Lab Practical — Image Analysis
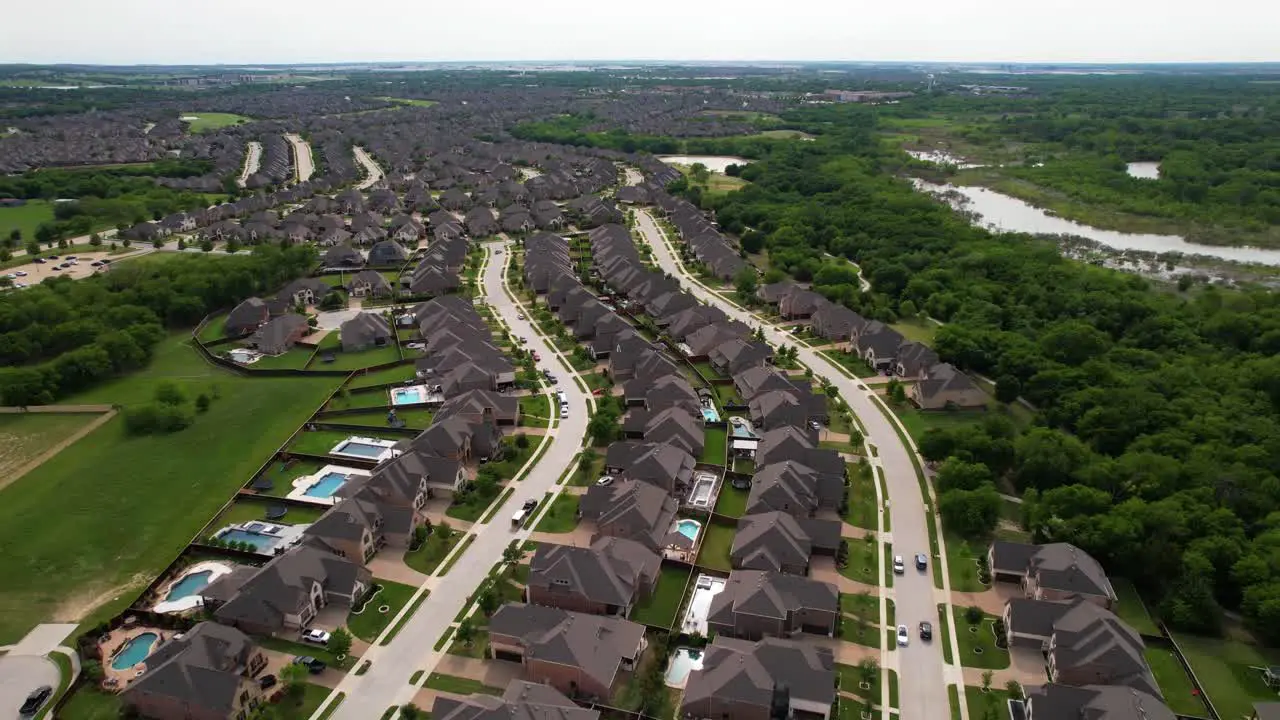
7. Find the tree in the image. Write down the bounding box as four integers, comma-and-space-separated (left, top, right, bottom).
456, 619, 476, 646
503, 544, 522, 564
1013, 428, 1091, 492
939, 484, 1001, 538
477, 585, 500, 616
514, 432, 530, 449
195, 393, 211, 412
400, 704, 423, 720
734, 265, 758, 299
328, 627, 352, 658
89, 232, 102, 247
936, 458, 994, 493
689, 162, 711, 185
280, 662, 308, 701
857, 656, 879, 687
1005, 680, 1024, 700
994, 374, 1021, 404
25, 240, 39, 256
154, 381, 186, 406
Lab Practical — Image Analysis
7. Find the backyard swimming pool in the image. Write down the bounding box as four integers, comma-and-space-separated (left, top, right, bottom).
390, 384, 428, 406
729, 416, 758, 438
686, 474, 717, 508
675, 518, 702, 542
681, 574, 727, 635
217, 528, 281, 549
111, 632, 159, 670
287, 464, 371, 505
152, 560, 235, 613
304, 471, 350, 498
701, 406, 720, 423
664, 647, 705, 688
330, 436, 398, 462
163, 570, 212, 601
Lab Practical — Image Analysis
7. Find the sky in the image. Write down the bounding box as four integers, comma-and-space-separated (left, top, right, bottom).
3, 0, 1278, 66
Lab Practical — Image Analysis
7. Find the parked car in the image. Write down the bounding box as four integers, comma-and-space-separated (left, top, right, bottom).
915, 553, 928, 571
522, 498, 538, 512
893, 555, 905, 575
100, 258, 111, 264
897, 625, 909, 647
14, 270, 26, 277
90, 261, 102, 267
301, 628, 330, 645
33, 258, 46, 264
66, 256, 77, 260
516, 312, 525, 320
292, 656, 327, 674
19, 686, 52, 717
259, 675, 278, 690
919, 621, 933, 642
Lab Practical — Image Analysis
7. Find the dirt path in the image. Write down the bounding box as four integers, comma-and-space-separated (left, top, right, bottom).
0, 409, 117, 493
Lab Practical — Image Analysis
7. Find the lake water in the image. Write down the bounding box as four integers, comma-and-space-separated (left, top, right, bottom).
913, 179, 1280, 266
906, 150, 984, 169
657, 155, 750, 173
1126, 162, 1161, 180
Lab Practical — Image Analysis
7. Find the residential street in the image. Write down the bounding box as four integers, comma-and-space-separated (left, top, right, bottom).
354, 146, 384, 190
315, 240, 591, 720
237, 141, 262, 187
285, 133, 314, 182
634, 209, 960, 720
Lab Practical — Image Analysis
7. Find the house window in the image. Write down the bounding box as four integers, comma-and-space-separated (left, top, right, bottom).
553, 579, 571, 587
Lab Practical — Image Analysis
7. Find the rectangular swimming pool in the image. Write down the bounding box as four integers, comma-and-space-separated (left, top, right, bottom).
217, 529, 280, 550
687, 475, 716, 507
334, 441, 390, 458
304, 471, 349, 497
681, 574, 726, 635
391, 385, 427, 406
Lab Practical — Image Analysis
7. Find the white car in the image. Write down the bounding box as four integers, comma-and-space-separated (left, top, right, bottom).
893, 555, 905, 575
301, 629, 331, 645
897, 625, 909, 647
516, 313, 525, 320
560, 406, 569, 419
14, 270, 27, 277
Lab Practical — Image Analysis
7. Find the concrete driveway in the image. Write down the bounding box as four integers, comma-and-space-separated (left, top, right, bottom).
315, 240, 591, 720
0, 655, 58, 719
635, 208, 956, 720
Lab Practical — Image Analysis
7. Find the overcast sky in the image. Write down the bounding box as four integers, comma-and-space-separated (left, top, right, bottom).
3, 0, 1277, 65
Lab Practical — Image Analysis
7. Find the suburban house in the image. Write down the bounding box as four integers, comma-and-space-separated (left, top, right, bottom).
579, 477, 680, 553
1004, 598, 1159, 696
810, 303, 865, 342
323, 244, 364, 268
989, 541, 1117, 609
623, 407, 705, 458
121, 622, 269, 720
1023, 684, 1175, 720
368, 450, 466, 499
909, 363, 988, 410
853, 321, 904, 369
893, 342, 940, 379
368, 239, 410, 266
224, 297, 271, 337
604, 441, 696, 496
487, 603, 647, 701
681, 636, 836, 720
409, 414, 505, 463
731, 512, 842, 575
247, 314, 309, 356
435, 389, 520, 426
709, 337, 773, 376
746, 460, 844, 518
526, 537, 660, 616
277, 278, 332, 308
303, 497, 386, 563
346, 269, 394, 298
707, 569, 839, 640
430, 681, 599, 720
200, 542, 372, 636
338, 312, 394, 352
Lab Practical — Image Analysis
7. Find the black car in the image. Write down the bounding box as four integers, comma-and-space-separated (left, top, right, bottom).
33, 258, 46, 264
919, 621, 933, 642
292, 656, 327, 674
20, 686, 53, 716
259, 674, 278, 690
522, 498, 538, 512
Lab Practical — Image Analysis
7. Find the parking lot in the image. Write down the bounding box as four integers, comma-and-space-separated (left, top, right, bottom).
3, 250, 128, 287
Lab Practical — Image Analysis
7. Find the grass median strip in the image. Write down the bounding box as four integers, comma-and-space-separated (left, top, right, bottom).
315, 692, 345, 720
379, 589, 430, 646
439, 535, 475, 576
478, 487, 515, 524
434, 626, 456, 651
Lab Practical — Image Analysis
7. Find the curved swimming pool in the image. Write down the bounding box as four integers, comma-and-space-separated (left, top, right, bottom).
111, 632, 159, 670
164, 570, 213, 601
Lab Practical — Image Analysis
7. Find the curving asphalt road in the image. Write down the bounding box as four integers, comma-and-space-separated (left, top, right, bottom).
237, 141, 262, 188
314, 240, 592, 720
634, 209, 961, 720
354, 147, 385, 190
284, 133, 314, 183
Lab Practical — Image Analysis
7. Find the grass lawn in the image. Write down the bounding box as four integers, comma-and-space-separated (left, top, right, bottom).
944, 531, 989, 593
424, 673, 501, 696
839, 537, 880, 587
199, 314, 229, 342
347, 580, 418, 642
937, 604, 954, 664
348, 364, 417, 389
893, 405, 989, 444
274, 683, 332, 720
1144, 647, 1211, 716
55, 686, 122, 719
845, 461, 878, 532
404, 531, 462, 575
535, 494, 580, 533
314, 344, 402, 371
696, 522, 736, 572
890, 319, 938, 346
0, 199, 54, 244
953, 608, 1010, 670
318, 408, 431, 430
1174, 632, 1280, 720
182, 112, 253, 132
631, 566, 691, 628
446, 490, 502, 523
289, 429, 398, 457
210, 499, 327, 530
378, 97, 439, 108
0, 334, 340, 644
713, 484, 749, 518
519, 394, 551, 428
256, 636, 356, 670
248, 347, 316, 371
327, 391, 394, 411
839, 592, 881, 647
0, 412, 99, 477
1110, 577, 1160, 636
701, 426, 727, 465
583, 372, 610, 392
818, 349, 879, 378
963, 686, 1010, 720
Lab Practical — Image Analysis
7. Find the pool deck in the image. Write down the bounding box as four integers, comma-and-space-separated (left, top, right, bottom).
152, 560, 235, 613
684, 472, 721, 509
680, 575, 726, 635
285, 464, 372, 505
97, 625, 169, 690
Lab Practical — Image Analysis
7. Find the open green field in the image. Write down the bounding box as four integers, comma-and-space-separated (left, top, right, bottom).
0, 199, 54, 243
0, 413, 99, 478
1174, 631, 1280, 720
181, 112, 252, 132
378, 97, 438, 108
890, 319, 939, 346
695, 522, 736, 572
631, 566, 691, 628
0, 334, 341, 643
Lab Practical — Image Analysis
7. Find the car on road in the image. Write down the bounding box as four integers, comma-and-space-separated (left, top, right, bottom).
66, 256, 77, 260
517, 336, 527, 344
919, 621, 933, 641
916, 553, 928, 571
4, 273, 15, 279
522, 498, 538, 512
896, 625, 909, 647
90, 261, 102, 267
33, 258, 46, 264
547, 375, 558, 385
47, 255, 59, 260
596, 476, 614, 486
14, 270, 26, 277
516, 313, 525, 319
292, 656, 326, 673
20, 686, 53, 716
100, 258, 111, 264
531, 350, 540, 361
893, 555, 905, 574
560, 405, 569, 419
259, 674, 278, 690
301, 628, 330, 644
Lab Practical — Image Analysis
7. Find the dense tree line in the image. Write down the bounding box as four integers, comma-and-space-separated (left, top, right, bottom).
0, 245, 316, 406
691, 105, 1280, 642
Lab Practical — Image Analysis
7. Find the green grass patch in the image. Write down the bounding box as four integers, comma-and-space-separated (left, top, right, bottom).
288, 428, 398, 456
948, 685, 962, 720
315, 692, 345, 720
963, 686, 1010, 720
839, 537, 880, 587
348, 576, 417, 638
379, 589, 429, 646
0, 199, 54, 245
377, 97, 438, 108
56, 686, 123, 720
323, 407, 433, 430
479, 487, 516, 523
944, 532, 989, 593
1174, 632, 1280, 720
433, 626, 455, 651
209, 498, 326, 530
952, 607, 1009, 669
519, 394, 551, 427
248, 346, 317, 370
818, 349, 879, 378
890, 319, 938, 346
631, 566, 691, 628
424, 673, 502, 696
695, 522, 735, 572
535, 494, 580, 533
0, 412, 99, 477
713, 483, 749, 518
405, 529, 462, 575
844, 462, 878, 532
893, 405, 988, 444
313, 343, 402, 370
1144, 647, 1210, 716
199, 314, 229, 341
181, 112, 253, 132
1111, 577, 1160, 636
348, 364, 418, 389
439, 535, 475, 575
0, 334, 340, 644
937, 604, 954, 664
701, 426, 727, 465
256, 636, 355, 669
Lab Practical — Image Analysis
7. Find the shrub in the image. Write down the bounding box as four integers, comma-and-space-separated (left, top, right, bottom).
195, 393, 211, 413
123, 402, 195, 435
965, 605, 984, 625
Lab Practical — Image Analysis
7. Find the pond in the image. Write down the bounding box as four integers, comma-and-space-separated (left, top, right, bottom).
906, 149, 984, 169
913, 179, 1280, 266
1126, 161, 1161, 180
657, 155, 750, 173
